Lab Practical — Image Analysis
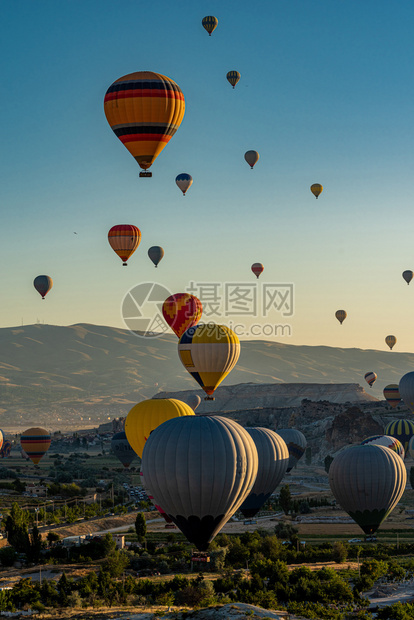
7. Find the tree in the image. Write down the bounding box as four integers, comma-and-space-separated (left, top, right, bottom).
5, 503, 30, 553
135, 512, 147, 541
332, 541, 347, 563
274, 522, 298, 541
279, 485, 292, 515
27, 525, 43, 563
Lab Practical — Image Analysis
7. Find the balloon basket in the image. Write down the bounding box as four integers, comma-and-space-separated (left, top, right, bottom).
139, 171, 152, 178
204, 396, 215, 401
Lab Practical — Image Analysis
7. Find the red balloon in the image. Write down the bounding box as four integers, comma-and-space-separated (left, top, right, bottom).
251, 263, 264, 279
162, 294, 202, 338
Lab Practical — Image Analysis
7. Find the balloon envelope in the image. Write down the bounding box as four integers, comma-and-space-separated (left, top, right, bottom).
175, 173, 193, 195
162, 293, 202, 338
178, 323, 240, 398
34, 275, 53, 299
385, 335, 396, 350
148, 246, 164, 268
384, 419, 414, 455
310, 183, 323, 198
244, 151, 259, 169
141, 415, 258, 550
402, 270, 413, 285
20, 427, 51, 465
108, 225, 141, 266
360, 435, 404, 459
0, 440, 11, 458
125, 398, 194, 459
329, 444, 406, 534
276, 429, 307, 472
202, 16, 218, 35
111, 431, 136, 468
187, 394, 201, 411
364, 372, 377, 387
227, 71, 240, 88
240, 428, 289, 518
398, 372, 414, 412
383, 384, 401, 409
335, 310, 347, 324
251, 263, 264, 279
104, 71, 185, 173
408, 435, 414, 459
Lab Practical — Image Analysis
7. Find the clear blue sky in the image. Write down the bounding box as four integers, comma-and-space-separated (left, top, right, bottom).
1, 0, 414, 352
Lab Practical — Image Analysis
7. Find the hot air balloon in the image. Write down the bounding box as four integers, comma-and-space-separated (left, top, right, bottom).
385, 335, 397, 350
227, 71, 240, 89
125, 398, 194, 459
176, 173, 193, 196
310, 183, 323, 199
148, 246, 164, 268
239, 428, 289, 518
275, 429, 307, 472
0, 440, 11, 458
140, 472, 174, 526
251, 263, 264, 279
402, 270, 413, 285
104, 71, 185, 177
111, 431, 136, 468
384, 419, 414, 455
335, 310, 347, 325
364, 372, 377, 388
329, 445, 406, 534
408, 435, 414, 459
361, 435, 405, 459
244, 151, 259, 169
162, 293, 202, 338
202, 16, 218, 35
187, 394, 201, 411
33, 276, 53, 300
141, 415, 258, 550
383, 384, 401, 409
178, 323, 240, 400
108, 225, 141, 266
20, 427, 51, 465
0, 430, 4, 453
399, 372, 414, 412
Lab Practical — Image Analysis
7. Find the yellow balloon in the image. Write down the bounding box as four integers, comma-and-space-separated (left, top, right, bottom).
178, 323, 240, 399
125, 398, 194, 458
385, 335, 397, 350
310, 183, 323, 199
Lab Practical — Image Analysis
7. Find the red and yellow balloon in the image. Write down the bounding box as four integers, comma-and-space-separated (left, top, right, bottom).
162, 294, 202, 338
108, 225, 141, 266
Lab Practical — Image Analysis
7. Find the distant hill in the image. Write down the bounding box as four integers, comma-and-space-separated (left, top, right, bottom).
0, 322, 412, 430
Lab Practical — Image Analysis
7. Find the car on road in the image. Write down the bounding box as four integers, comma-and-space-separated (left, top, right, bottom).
348, 538, 363, 543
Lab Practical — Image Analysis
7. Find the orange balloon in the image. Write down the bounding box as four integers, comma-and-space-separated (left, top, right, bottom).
108, 225, 141, 266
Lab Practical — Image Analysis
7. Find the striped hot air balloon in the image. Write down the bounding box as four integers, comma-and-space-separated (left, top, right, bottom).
108, 225, 141, 266
178, 323, 240, 399
385, 335, 397, 350
251, 263, 264, 279
104, 71, 185, 177
20, 428, 51, 465
384, 419, 414, 455
202, 16, 218, 36
361, 435, 405, 459
383, 384, 401, 409
364, 372, 377, 388
162, 293, 202, 338
226, 71, 241, 88
125, 398, 194, 459
0, 440, 11, 458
